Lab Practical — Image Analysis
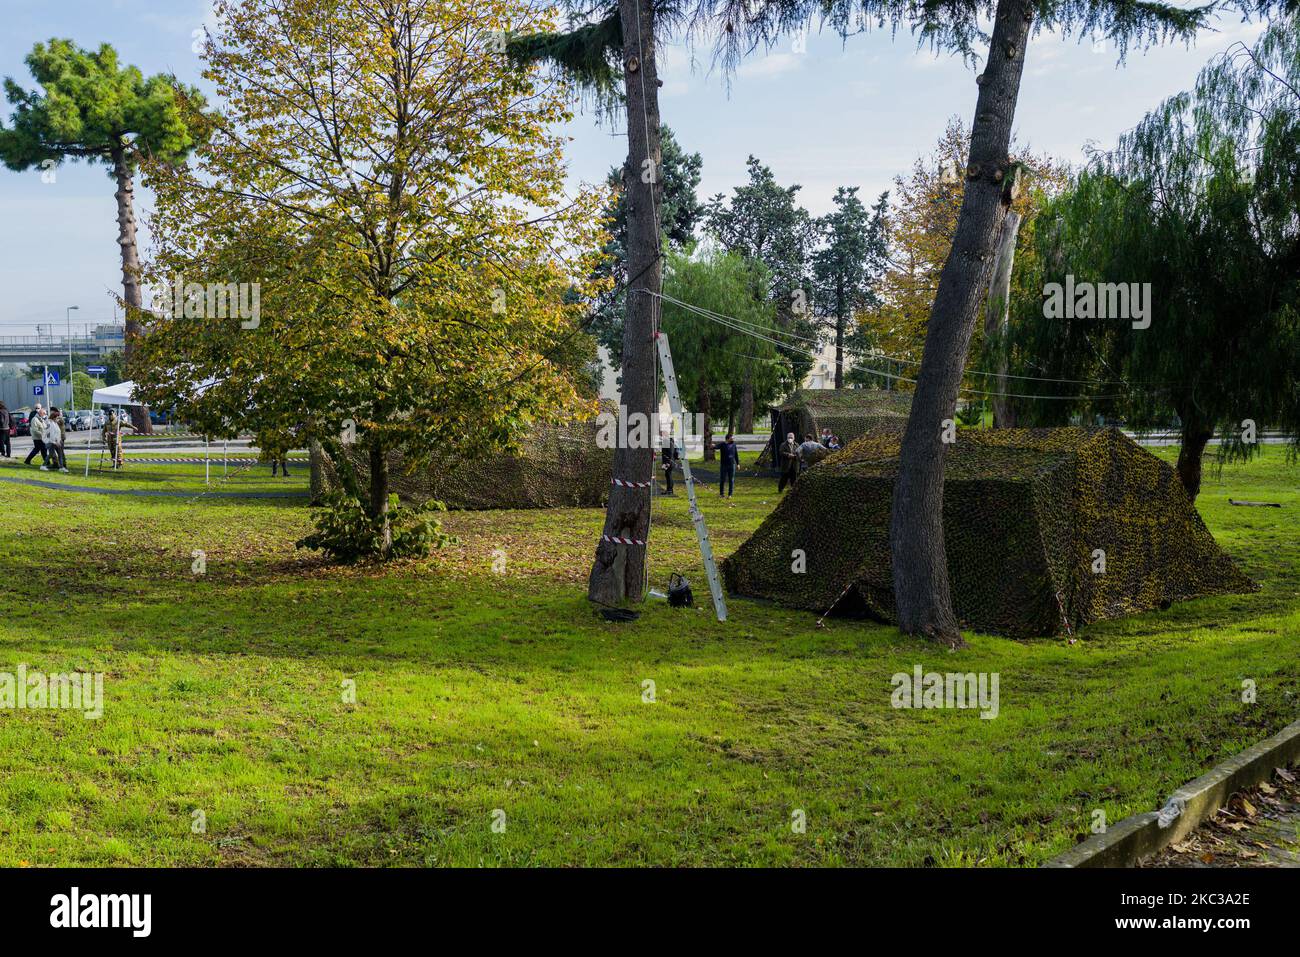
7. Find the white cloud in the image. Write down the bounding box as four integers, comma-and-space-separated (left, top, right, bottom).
738, 52, 804, 80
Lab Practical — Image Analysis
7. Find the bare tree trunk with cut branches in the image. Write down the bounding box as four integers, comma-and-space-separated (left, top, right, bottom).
112, 146, 153, 435
587, 0, 662, 606
889, 0, 1034, 647
984, 209, 1021, 427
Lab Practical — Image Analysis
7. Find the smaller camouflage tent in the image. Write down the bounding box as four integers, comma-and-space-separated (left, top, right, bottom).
311, 417, 612, 510
726, 427, 1255, 637
757, 389, 912, 467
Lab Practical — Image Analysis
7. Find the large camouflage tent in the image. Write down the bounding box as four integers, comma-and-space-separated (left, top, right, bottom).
725, 427, 1255, 637
310, 417, 612, 510
757, 389, 912, 467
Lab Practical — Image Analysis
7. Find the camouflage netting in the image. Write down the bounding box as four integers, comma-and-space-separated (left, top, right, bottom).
311, 419, 613, 510
757, 389, 913, 467
725, 427, 1256, 638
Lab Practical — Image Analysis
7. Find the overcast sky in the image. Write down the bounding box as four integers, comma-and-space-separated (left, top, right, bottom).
0, 0, 1264, 337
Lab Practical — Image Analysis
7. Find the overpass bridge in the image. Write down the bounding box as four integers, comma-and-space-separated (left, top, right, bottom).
0, 332, 125, 364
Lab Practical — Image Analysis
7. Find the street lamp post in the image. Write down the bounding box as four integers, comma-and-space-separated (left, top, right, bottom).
66, 305, 78, 412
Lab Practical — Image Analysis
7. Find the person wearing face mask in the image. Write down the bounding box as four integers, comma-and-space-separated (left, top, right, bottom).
777, 431, 799, 492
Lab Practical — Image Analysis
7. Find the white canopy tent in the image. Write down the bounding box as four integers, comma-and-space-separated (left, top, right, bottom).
91, 380, 144, 407
86, 377, 225, 479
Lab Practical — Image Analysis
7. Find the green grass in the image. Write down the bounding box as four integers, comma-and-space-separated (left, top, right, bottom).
0, 447, 1296, 866
0, 456, 309, 493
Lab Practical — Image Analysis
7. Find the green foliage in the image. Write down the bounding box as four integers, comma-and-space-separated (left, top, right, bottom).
0, 39, 205, 175
70, 370, 104, 409
1006, 12, 1300, 457
507, 7, 624, 114
592, 125, 705, 369
705, 156, 818, 384
704, 0, 1225, 73
812, 187, 890, 384
132, 0, 608, 530
296, 492, 456, 563
660, 246, 783, 423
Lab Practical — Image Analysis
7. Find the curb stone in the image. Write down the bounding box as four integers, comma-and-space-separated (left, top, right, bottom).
1045, 716, 1300, 867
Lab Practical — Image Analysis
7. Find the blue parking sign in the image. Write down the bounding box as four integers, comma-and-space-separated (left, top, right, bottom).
33, 385, 44, 396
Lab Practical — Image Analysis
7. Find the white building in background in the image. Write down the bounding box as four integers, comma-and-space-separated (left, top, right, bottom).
801, 340, 853, 390
596, 345, 673, 421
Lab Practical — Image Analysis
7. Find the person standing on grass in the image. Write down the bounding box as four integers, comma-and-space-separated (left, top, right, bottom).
0, 401, 11, 458
271, 454, 290, 477
777, 431, 799, 492
660, 431, 679, 495
718, 432, 738, 498
25, 405, 48, 467
102, 410, 129, 469
46, 408, 69, 472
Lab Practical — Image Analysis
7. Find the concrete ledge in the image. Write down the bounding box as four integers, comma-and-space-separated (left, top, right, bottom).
1045, 716, 1300, 868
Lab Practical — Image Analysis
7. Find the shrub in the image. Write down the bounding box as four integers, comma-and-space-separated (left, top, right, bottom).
295, 491, 456, 562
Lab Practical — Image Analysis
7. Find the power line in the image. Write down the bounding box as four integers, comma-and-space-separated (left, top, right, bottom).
654, 291, 1156, 402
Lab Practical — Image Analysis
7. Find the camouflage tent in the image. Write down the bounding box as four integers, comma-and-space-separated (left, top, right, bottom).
311, 418, 613, 510
725, 427, 1255, 637
757, 389, 912, 467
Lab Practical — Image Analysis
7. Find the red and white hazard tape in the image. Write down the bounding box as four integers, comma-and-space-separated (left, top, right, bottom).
601, 534, 647, 546
611, 478, 654, 488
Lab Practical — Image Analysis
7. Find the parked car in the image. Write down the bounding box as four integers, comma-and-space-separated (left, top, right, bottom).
70, 410, 95, 430
90, 409, 106, 430
11, 409, 32, 436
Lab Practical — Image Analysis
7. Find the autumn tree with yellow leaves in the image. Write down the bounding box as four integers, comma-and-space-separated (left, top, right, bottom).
133, 0, 608, 557
861, 118, 1069, 394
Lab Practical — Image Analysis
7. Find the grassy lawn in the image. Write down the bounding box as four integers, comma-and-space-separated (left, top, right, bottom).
0, 447, 1296, 867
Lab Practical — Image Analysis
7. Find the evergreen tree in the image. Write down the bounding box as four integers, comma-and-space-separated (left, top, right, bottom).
592, 125, 704, 370
812, 187, 890, 388
0, 40, 207, 434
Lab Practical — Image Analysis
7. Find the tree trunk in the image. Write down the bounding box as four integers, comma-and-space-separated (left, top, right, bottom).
587, 0, 662, 606
368, 443, 392, 557
984, 209, 1022, 427
739, 372, 754, 432
308, 437, 325, 504
1176, 426, 1213, 501
888, 0, 1034, 647
699, 377, 714, 461
111, 146, 152, 435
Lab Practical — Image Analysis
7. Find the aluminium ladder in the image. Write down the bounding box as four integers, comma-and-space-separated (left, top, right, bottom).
654, 331, 728, 622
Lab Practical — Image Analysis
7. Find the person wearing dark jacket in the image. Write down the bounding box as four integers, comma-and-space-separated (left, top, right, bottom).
718, 433, 739, 497
777, 431, 800, 492
660, 433, 680, 494
0, 402, 10, 458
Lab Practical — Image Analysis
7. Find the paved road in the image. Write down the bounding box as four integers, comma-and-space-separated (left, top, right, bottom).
0, 474, 307, 498
6, 433, 304, 460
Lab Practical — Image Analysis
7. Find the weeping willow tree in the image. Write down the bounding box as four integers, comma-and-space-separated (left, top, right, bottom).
1007, 12, 1300, 500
